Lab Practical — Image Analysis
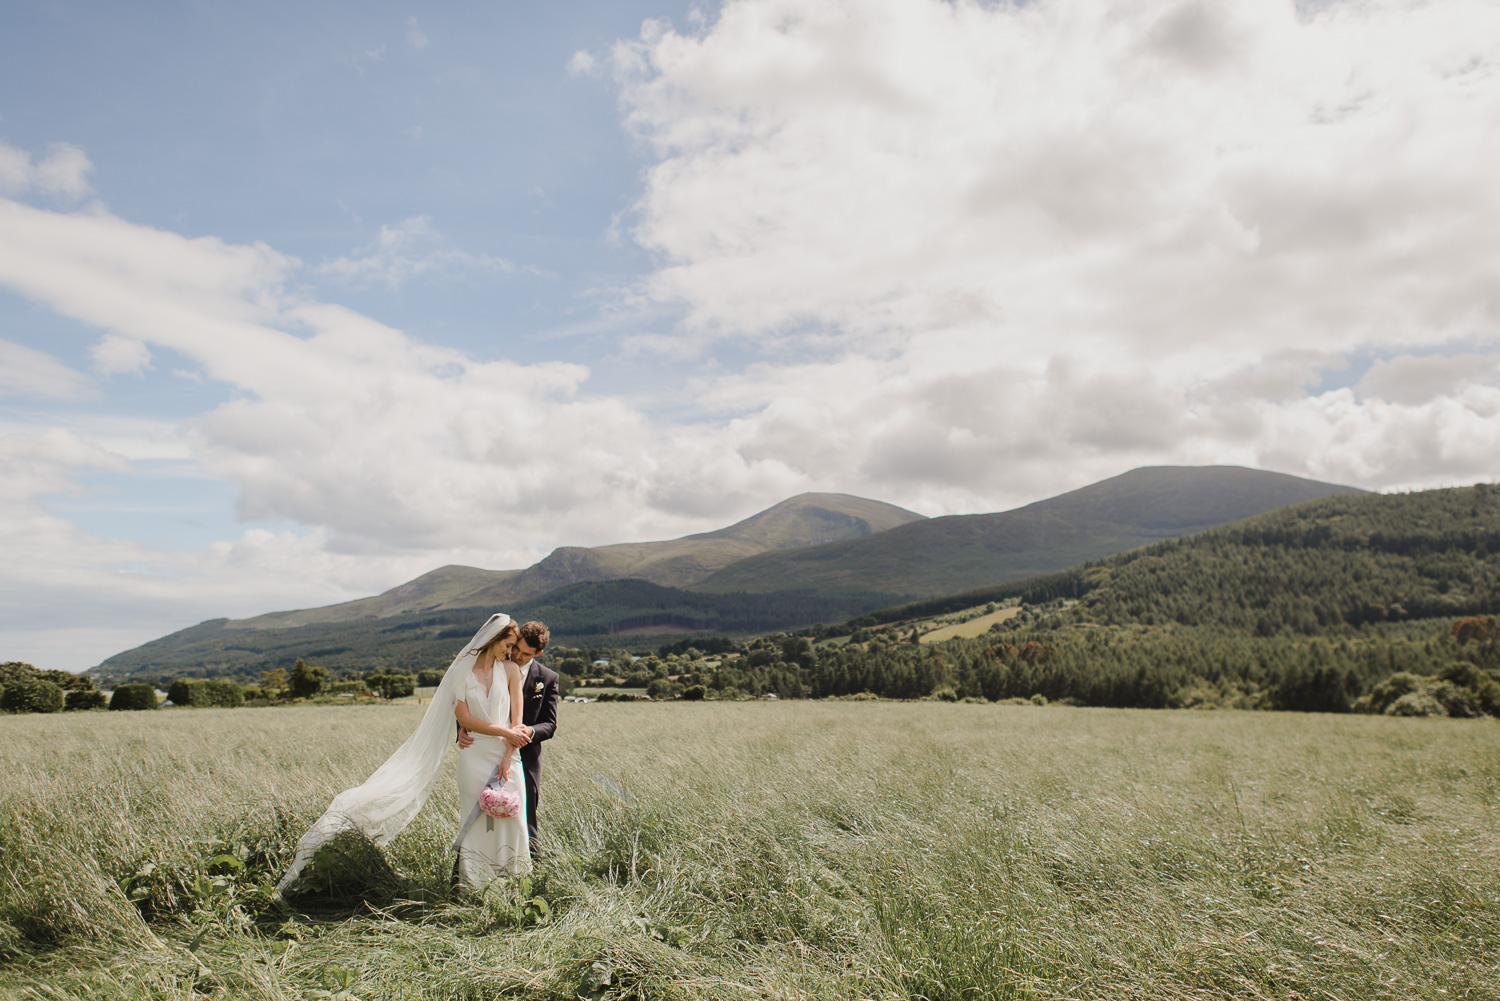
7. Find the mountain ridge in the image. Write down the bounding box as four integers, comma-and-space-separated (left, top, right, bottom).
96, 466, 1365, 679
691, 466, 1365, 598
174, 492, 926, 633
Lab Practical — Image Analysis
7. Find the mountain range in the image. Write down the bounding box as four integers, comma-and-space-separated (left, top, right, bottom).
96, 465, 1363, 680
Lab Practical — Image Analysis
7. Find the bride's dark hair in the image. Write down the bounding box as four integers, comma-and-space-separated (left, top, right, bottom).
481, 621, 520, 655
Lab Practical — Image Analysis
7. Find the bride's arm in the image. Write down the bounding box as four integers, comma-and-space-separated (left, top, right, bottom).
454, 695, 514, 740
506, 660, 524, 732
497, 660, 524, 778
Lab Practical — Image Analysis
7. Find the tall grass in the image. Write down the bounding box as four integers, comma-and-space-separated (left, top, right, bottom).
2, 702, 1497, 999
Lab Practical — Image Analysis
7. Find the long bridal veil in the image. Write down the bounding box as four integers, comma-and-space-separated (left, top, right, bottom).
274, 612, 512, 894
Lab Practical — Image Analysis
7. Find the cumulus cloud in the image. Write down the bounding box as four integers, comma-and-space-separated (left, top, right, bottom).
405, 17, 429, 51
0, 194, 793, 566
0, 140, 93, 200
319, 216, 518, 288
610, 0, 1500, 503
0, 340, 94, 400
567, 50, 597, 76
89, 333, 153, 376
0, 195, 775, 668
1356, 353, 1500, 406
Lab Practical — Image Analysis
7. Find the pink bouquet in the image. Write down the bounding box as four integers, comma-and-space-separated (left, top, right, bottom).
479, 784, 521, 819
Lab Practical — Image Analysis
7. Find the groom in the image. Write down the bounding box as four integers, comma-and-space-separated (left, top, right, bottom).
457, 619, 559, 848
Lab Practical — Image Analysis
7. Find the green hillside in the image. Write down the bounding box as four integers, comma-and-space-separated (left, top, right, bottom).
93, 580, 903, 683
225, 492, 924, 631
487, 492, 925, 600
684, 483, 1500, 713
693, 465, 1364, 597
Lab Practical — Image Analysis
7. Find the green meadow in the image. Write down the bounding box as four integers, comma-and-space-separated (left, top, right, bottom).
2, 701, 1496, 1000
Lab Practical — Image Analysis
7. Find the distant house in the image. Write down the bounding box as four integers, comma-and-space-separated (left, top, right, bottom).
592, 659, 611, 667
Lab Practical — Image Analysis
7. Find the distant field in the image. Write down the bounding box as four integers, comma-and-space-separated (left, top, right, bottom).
2, 703, 1496, 1000
919, 605, 1023, 643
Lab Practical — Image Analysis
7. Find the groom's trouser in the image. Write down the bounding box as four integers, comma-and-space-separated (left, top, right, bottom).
521, 749, 542, 847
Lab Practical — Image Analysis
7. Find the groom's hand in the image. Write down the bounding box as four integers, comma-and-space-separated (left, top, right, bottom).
456, 727, 474, 749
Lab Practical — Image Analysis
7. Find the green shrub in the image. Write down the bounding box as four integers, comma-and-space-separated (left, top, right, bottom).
1429, 680, 1480, 718
681, 684, 706, 701
1386, 691, 1446, 717
109, 684, 159, 711
0, 682, 5, 706
64, 689, 108, 711
1, 680, 64, 714
167, 679, 244, 708
1357, 667, 1498, 719
1030, 693, 1050, 706
646, 677, 680, 700
1359, 672, 1427, 715
366, 672, 415, 700
207, 680, 244, 708
417, 670, 444, 687
1438, 662, 1500, 716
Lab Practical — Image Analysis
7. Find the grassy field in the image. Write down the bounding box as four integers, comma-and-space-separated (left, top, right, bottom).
918, 606, 1023, 643
1, 702, 1497, 1000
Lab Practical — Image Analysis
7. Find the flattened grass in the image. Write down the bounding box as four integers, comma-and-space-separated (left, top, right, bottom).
2, 702, 1497, 999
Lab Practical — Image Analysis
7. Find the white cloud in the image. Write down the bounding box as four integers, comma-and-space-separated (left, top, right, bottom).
0, 339, 94, 399
0, 195, 787, 568
567, 50, 597, 76
319, 216, 517, 288
0, 140, 93, 200
1356, 352, 1500, 406
405, 17, 429, 51
607, 0, 1500, 504
89, 333, 153, 376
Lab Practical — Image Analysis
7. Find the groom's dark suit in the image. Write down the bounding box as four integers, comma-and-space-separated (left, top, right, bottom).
518, 659, 560, 847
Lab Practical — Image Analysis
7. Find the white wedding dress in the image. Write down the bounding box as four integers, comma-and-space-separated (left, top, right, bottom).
275, 612, 519, 896
454, 668, 530, 888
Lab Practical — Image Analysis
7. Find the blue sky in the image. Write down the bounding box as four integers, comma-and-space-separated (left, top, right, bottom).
3, 0, 1498, 670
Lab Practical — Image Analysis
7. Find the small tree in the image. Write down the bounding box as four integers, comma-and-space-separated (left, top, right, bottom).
681, 684, 706, 701
367, 672, 415, 701
262, 667, 288, 698
1451, 616, 1497, 645
646, 677, 680, 700
417, 670, 444, 687
1, 680, 64, 714
289, 659, 327, 699
65, 689, 108, 711
109, 683, 159, 711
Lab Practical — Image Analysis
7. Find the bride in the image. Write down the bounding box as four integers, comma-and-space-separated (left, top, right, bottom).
450, 618, 530, 886
274, 612, 531, 895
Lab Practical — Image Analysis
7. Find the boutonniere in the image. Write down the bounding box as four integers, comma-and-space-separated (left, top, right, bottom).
532, 681, 544, 697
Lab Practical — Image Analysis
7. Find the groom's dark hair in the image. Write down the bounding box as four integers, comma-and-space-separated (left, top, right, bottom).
519, 620, 550, 653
